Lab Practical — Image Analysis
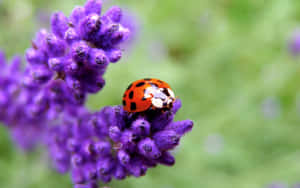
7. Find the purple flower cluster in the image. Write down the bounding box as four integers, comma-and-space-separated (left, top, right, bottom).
0, 0, 131, 150
46, 99, 193, 187
0, 52, 47, 150
0, 0, 194, 187
25, 0, 129, 107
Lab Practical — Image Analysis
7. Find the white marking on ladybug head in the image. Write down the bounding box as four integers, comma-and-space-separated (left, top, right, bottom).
145, 86, 176, 109
167, 98, 173, 105
144, 87, 155, 98
168, 88, 175, 99
151, 97, 164, 108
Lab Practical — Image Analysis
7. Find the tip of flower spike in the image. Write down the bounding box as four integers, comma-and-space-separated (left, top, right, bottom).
105, 6, 122, 22
84, 0, 103, 15
51, 12, 69, 38
166, 119, 194, 136
172, 99, 182, 113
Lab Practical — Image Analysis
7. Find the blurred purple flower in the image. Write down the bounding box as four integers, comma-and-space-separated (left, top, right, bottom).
0, 52, 47, 150
289, 30, 300, 55
119, 9, 140, 51
266, 182, 287, 188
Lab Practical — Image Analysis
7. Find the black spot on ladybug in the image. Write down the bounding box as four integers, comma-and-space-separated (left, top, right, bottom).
127, 83, 133, 90
130, 102, 137, 111
157, 80, 163, 83
129, 91, 134, 99
136, 82, 145, 87
163, 88, 170, 96
144, 78, 151, 81
122, 100, 126, 106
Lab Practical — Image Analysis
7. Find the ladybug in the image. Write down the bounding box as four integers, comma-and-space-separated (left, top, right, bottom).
122, 78, 176, 113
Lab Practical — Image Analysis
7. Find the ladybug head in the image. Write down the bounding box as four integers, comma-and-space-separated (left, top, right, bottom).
148, 87, 175, 110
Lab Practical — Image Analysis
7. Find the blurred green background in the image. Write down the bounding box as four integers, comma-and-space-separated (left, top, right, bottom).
1, 0, 300, 187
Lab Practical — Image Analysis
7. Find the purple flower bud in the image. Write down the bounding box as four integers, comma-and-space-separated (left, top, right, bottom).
99, 23, 119, 42
32, 29, 48, 50
65, 60, 80, 75
0, 91, 8, 107
51, 12, 69, 38
70, 6, 85, 25
31, 66, 53, 84
52, 147, 69, 161
117, 150, 130, 165
72, 168, 86, 184
165, 120, 193, 135
157, 152, 175, 166
71, 41, 90, 63
78, 14, 101, 41
89, 48, 109, 68
26, 48, 46, 65
71, 154, 84, 167
131, 118, 150, 137
151, 111, 174, 131
114, 164, 126, 179
48, 57, 65, 71
66, 76, 82, 90
105, 6, 122, 22
106, 49, 122, 63
67, 138, 81, 152
83, 164, 98, 180
84, 0, 102, 15
45, 33, 66, 57
153, 130, 180, 151
126, 158, 147, 177
172, 99, 182, 114
109, 126, 121, 142
120, 130, 137, 151
82, 140, 95, 156
93, 141, 111, 155
85, 76, 105, 93
97, 158, 115, 176
98, 174, 112, 183
9, 56, 22, 72
64, 28, 80, 44
138, 138, 161, 159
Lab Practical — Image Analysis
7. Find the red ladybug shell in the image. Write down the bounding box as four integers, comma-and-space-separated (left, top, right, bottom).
122, 78, 175, 113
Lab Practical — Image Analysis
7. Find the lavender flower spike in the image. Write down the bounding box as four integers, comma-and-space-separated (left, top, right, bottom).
25, 0, 130, 107
0, 52, 47, 150
46, 99, 193, 187
0, 0, 132, 151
